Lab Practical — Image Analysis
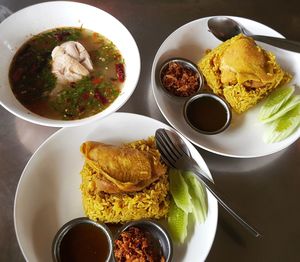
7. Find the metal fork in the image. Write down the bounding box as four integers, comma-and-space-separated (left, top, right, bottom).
155, 128, 261, 238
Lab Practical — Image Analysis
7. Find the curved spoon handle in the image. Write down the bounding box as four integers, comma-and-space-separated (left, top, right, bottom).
191, 165, 261, 237
251, 35, 300, 53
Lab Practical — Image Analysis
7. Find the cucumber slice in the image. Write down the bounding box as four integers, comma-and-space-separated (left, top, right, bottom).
259, 86, 295, 121
168, 198, 188, 243
263, 103, 300, 143
184, 171, 208, 223
260, 95, 300, 123
169, 168, 192, 213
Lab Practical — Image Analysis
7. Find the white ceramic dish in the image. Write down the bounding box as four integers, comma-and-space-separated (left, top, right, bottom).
14, 112, 218, 262
0, 1, 140, 127
151, 16, 300, 158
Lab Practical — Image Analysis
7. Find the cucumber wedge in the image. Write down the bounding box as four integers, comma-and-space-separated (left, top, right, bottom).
263, 103, 300, 143
259, 86, 295, 121
169, 168, 192, 213
184, 171, 208, 223
260, 95, 300, 123
168, 198, 188, 243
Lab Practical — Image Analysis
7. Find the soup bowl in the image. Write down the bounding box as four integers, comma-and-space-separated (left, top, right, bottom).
0, 1, 140, 127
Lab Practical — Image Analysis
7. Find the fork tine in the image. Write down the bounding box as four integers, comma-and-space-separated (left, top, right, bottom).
161, 129, 189, 157
155, 139, 176, 168
156, 133, 177, 163
156, 131, 179, 163
159, 129, 182, 159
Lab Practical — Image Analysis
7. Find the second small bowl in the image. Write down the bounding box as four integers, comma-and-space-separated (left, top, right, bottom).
184, 93, 232, 135
113, 219, 173, 262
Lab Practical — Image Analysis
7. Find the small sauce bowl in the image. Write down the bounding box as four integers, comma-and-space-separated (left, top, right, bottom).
52, 217, 113, 262
158, 58, 204, 98
184, 93, 232, 135
113, 219, 173, 262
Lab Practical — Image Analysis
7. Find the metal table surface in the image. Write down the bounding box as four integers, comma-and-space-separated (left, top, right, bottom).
1, 0, 300, 261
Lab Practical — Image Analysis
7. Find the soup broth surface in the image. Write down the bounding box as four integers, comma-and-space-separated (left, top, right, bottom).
9, 27, 125, 120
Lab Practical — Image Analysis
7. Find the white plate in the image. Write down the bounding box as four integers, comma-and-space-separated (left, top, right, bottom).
151, 16, 300, 158
14, 112, 218, 262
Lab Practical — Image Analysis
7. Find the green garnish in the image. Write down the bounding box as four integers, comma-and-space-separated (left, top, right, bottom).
39, 66, 57, 95
169, 168, 192, 213
168, 198, 188, 244
184, 171, 208, 223
168, 169, 208, 243
52, 76, 119, 119
259, 86, 295, 121
263, 103, 300, 143
259, 85, 300, 143
260, 95, 300, 123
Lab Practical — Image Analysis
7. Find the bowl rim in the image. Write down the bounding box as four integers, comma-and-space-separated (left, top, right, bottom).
183, 92, 232, 135
0, 1, 141, 127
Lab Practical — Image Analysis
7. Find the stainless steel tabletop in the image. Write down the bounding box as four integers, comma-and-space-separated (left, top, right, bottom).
1, 0, 300, 261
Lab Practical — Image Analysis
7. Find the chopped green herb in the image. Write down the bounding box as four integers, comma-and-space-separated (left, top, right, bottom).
51, 76, 120, 119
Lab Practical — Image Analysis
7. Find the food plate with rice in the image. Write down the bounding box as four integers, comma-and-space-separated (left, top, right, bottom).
14, 112, 218, 262
151, 16, 300, 158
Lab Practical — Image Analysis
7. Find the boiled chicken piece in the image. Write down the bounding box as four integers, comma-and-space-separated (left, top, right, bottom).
51, 41, 93, 83
59, 41, 93, 71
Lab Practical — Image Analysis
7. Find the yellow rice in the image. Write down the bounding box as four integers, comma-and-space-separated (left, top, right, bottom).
80, 137, 170, 223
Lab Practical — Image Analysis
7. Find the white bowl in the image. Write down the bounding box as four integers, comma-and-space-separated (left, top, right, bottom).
0, 1, 140, 127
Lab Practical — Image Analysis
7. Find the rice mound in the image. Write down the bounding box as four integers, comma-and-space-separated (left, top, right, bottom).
198, 34, 291, 113
80, 137, 170, 223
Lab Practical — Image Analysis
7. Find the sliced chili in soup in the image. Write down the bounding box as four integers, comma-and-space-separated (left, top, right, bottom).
9, 27, 125, 120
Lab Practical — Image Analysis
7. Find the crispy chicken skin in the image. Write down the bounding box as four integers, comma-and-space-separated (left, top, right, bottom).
198, 34, 291, 113
81, 141, 167, 193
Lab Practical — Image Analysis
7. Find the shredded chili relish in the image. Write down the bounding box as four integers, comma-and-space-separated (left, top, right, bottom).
114, 226, 166, 262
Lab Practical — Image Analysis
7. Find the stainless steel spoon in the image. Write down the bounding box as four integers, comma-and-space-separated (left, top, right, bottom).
155, 128, 262, 237
208, 16, 300, 53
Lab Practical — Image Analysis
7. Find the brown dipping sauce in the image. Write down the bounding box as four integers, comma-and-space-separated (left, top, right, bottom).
59, 222, 110, 262
185, 94, 230, 134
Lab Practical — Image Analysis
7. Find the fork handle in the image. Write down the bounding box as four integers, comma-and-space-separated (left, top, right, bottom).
192, 166, 261, 237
